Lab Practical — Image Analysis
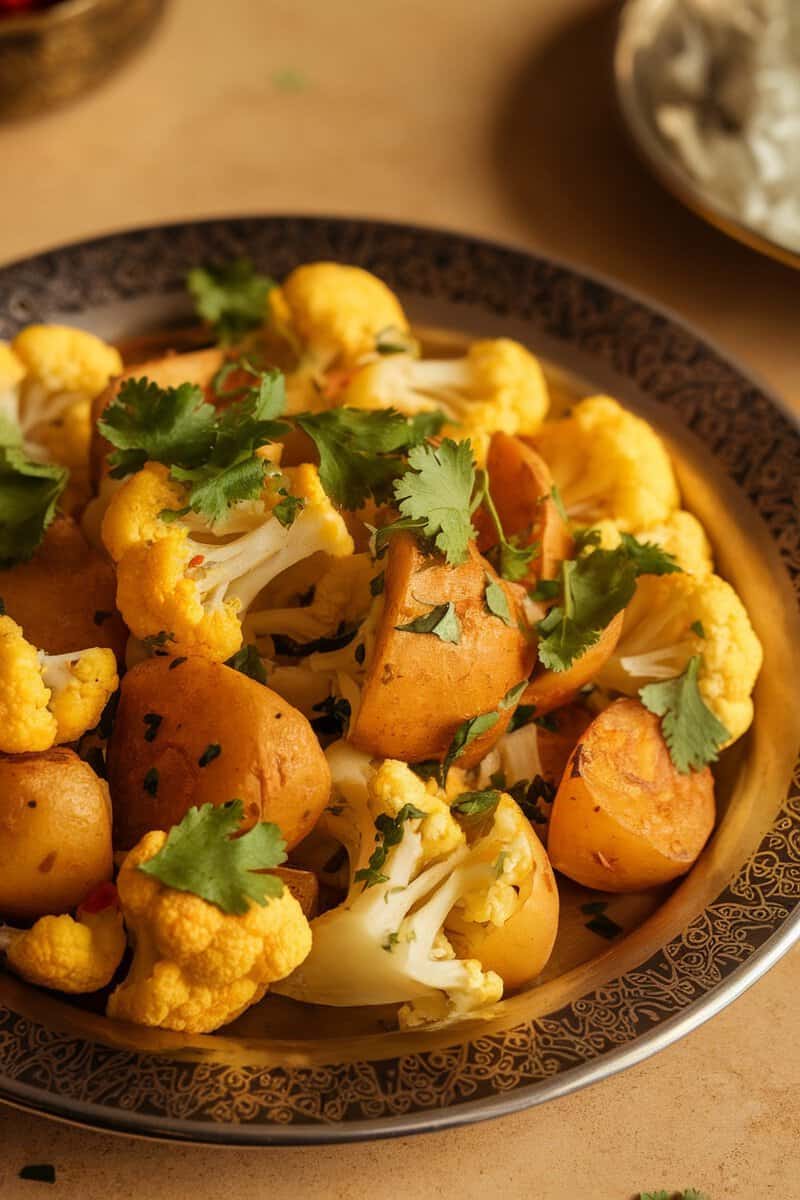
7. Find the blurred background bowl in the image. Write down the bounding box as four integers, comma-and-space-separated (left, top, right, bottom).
615, 0, 800, 271
0, 0, 165, 121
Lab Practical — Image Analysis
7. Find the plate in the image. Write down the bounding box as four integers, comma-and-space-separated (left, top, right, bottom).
615, 0, 800, 271
0, 216, 798, 1144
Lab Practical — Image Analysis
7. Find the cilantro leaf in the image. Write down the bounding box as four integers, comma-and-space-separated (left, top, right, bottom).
392, 438, 476, 565
484, 574, 513, 626
451, 789, 501, 828
138, 799, 286, 914
170, 456, 273, 524
396, 601, 461, 644
476, 468, 536, 581
618, 532, 681, 576
225, 648, 268, 686
440, 710, 501, 785
639, 655, 729, 773
550, 483, 569, 523
209, 363, 290, 465
0, 442, 68, 566
354, 803, 427, 889
99, 378, 217, 478
187, 259, 275, 343
296, 407, 439, 510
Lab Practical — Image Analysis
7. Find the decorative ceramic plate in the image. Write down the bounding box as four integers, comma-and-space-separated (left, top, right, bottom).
0, 217, 798, 1145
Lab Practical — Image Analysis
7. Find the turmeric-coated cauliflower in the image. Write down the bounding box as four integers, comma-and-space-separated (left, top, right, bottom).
107, 830, 312, 1033
102, 462, 354, 661
344, 338, 549, 463
534, 395, 679, 530
268, 262, 410, 411
0, 615, 118, 752
245, 552, 377, 646
1, 883, 125, 993
596, 570, 762, 742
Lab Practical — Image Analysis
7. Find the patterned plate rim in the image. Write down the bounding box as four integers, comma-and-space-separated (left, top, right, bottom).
0, 215, 798, 1144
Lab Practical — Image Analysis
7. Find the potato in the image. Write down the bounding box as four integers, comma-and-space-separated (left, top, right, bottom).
0, 748, 113, 920
89, 347, 224, 489
536, 703, 594, 786
522, 611, 624, 715
107, 656, 331, 850
0, 517, 127, 662
547, 698, 715, 891
350, 535, 536, 765
475, 432, 573, 585
446, 818, 559, 988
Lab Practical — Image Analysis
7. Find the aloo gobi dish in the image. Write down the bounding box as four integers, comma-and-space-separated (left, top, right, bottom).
0, 260, 762, 1035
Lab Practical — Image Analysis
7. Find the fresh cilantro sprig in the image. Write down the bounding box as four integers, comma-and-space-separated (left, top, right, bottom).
536, 538, 682, 672
0, 420, 68, 565
99, 378, 217, 479
395, 600, 461, 644
138, 799, 286, 914
187, 258, 275, 343
354, 803, 427, 889
296, 407, 444, 511
640, 655, 729, 773
225, 644, 268, 684
385, 438, 476, 565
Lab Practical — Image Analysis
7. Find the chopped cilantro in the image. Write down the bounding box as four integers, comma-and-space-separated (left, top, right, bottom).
186, 258, 275, 343
508, 703, 536, 732
225, 644, 267, 684
550, 483, 569, 523
198, 743, 222, 767
529, 578, 560, 602
139, 799, 286, 914
143, 712, 162, 743
395, 601, 461, 644
18, 1165, 56, 1184
93, 609, 113, 626
691, 619, 706, 638
143, 767, 159, 796
639, 655, 729, 773
0, 439, 68, 566
476, 469, 536, 581
508, 775, 555, 824
484, 574, 513, 626
440, 710, 501, 785
451, 789, 501, 827
618, 532, 682, 576
311, 695, 352, 736
370, 570, 385, 596
354, 803, 426, 889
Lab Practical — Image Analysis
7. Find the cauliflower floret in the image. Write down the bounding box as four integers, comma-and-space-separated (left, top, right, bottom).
102, 462, 354, 661
276, 744, 547, 1028
107, 830, 312, 1033
245, 552, 378, 646
344, 338, 549, 463
1, 882, 125, 994
268, 263, 410, 411
0, 615, 118, 753
0, 341, 25, 428
596, 571, 762, 742
534, 396, 680, 530
589, 510, 713, 576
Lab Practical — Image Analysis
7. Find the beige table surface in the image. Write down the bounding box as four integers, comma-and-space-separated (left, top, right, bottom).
0, 0, 797, 1195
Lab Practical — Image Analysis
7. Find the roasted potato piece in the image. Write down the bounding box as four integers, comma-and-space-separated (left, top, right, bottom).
475, 432, 573, 584
547, 698, 715, 891
351, 535, 536, 765
522, 611, 624, 716
446, 817, 559, 988
535, 703, 594, 785
89, 347, 225, 489
107, 655, 331, 850
0, 748, 113, 921
0, 517, 127, 662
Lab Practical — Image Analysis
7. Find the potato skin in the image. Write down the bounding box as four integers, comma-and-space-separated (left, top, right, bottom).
547, 698, 715, 891
475, 433, 573, 585
447, 818, 559, 988
107, 656, 331, 850
522, 610, 624, 716
350, 536, 536, 765
0, 517, 127, 661
0, 748, 113, 920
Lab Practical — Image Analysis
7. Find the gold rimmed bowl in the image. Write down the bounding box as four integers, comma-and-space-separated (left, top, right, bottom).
0, 216, 798, 1142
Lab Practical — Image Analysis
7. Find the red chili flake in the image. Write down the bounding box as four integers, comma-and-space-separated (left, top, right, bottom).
78, 881, 119, 914
188, 554, 205, 568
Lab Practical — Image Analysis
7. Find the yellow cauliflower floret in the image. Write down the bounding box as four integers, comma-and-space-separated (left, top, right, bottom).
456, 795, 534, 926
597, 570, 762, 743
370, 760, 466, 861
101, 462, 187, 562
4, 890, 125, 994
246, 552, 377, 644
0, 341, 24, 426
344, 338, 549, 463
534, 395, 679, 530
270, 262, 409, 367
107, 462, 354, 662
589, 511, 713, 577
12, 324, 122, 398
0, 615, 118, 753
107, 831, 312, 1033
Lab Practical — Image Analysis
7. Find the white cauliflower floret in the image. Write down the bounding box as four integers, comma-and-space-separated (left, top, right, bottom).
275, 744, 512, 1027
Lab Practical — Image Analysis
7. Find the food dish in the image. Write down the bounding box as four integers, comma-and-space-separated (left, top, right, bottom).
0, 216, 796, 1142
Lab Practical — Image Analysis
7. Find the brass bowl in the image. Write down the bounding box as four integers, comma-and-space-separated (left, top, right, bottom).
0, 0, 165, 121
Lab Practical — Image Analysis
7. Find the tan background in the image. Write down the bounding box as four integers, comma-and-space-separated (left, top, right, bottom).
0, 0, 797, 1195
